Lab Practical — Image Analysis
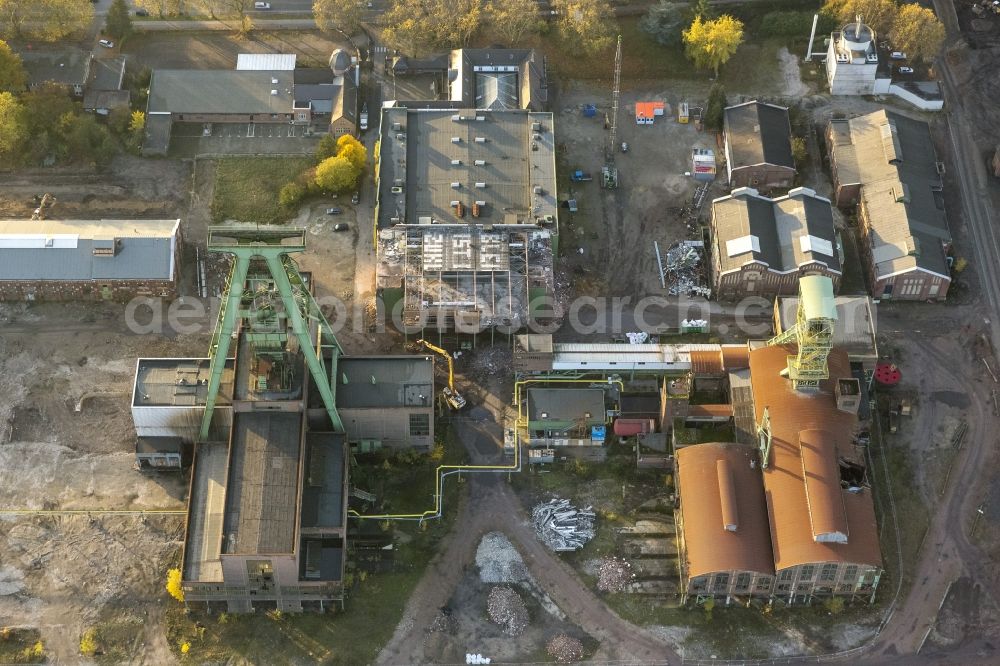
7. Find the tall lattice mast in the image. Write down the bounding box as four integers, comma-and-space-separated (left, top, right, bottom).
609, 34, 622, 158
767, 275, 836, 391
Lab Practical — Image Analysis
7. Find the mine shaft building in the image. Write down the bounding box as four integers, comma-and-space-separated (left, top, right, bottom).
375, 106, 557, 336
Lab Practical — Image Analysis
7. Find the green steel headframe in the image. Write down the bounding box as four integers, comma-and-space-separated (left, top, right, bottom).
198, 226, 345, 440
767, 276, 836, 391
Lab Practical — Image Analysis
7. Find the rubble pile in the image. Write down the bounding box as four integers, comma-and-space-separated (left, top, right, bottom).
429, 609, 455, 634
486, 585, 529, 636
662, 241, 710, 298
546, 634, 585, 664
469, 346, 513, 382
596, 556, 634, 593
532, 498, 596, 552
475, 532, 529, 584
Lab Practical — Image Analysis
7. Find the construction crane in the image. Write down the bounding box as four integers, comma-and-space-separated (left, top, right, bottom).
417, 339, 467, 411
602, 35, 622, 190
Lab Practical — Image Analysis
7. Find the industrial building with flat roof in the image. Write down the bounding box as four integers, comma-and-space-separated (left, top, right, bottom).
0, 218, 180, 301
710, 187, 841, 299
827, 109, 951, 301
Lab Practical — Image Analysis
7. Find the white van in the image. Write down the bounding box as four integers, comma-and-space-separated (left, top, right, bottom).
254, 2, 271, 9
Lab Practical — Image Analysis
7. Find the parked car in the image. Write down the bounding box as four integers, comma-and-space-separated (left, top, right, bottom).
890, 51, 907, 60
333, 223, 349, 231
898, 66, 914, 74
98, 39, 114, 48
326, 207, 343, 215
135, 9, 149, 16
351, 192, 360, 204
254, 1, 271, 9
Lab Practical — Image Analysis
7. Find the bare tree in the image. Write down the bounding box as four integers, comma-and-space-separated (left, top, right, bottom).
314, 0, 363, 36
487, 0, 542, 46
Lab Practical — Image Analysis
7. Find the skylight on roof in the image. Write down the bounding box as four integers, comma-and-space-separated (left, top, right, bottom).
799, 235, 834, 257
725, 235, 760, 257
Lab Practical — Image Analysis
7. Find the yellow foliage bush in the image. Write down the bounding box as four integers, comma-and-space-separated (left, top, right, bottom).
166, 567, 185, 603
80, 628, 98, 656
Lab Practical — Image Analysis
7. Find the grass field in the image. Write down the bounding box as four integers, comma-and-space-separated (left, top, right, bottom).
211, 157, 313, 225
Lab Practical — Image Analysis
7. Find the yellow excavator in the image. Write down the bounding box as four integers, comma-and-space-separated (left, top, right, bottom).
417, 339, 467, 411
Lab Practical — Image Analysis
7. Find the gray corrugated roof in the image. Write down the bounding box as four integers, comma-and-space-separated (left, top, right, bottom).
712, 188, 838, 274
336, 356, 433, 409
0, 219, 178, 281
725, 101, 794, 169
527, 388, 606, 425
831, 110, 950, 278
21, 48, 91, 86
147, 69, 295, 115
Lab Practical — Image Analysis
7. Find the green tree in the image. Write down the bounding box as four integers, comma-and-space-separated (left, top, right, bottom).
0, 0, 95, 42
134, 0, 183, 18
487, 0, 542, 46
279, 181, 306, 207
791, 136, 808, 168
336, 134, 367, 172
682, 14, 744, 77
689, 0, 714, 21
0, 91, 26, 162
316, 133, 338, 161
105, 0, 133, 41
703, 83, 726, 131
314, 0, 363, 35
165, 568, 185, 602
0, 39, 26, 92
61, 113, 116, 166
315, 155, 359, 192
641, 1, 686, 47
889, 4, 945, 63
553, 0, 615, 55
821, 0, 897, 36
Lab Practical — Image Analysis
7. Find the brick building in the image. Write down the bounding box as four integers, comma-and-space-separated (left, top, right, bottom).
723, 101, 796, 190
0, 219, 180, 301
710, 187, 840, 300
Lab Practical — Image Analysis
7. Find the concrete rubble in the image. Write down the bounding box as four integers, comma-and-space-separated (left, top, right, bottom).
475, 532, 530, 584
532, 498, 596, 552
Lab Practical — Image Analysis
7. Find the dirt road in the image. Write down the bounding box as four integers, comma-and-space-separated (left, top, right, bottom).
375, 409, 678, 665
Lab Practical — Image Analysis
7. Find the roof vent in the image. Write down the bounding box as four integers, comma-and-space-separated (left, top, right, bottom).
270, 89, 278, 96
271, 77, 278, 84
474, 137, 486, 143
475, 182, 486, 188
451, 159, 461, 165
451, 182, 461, 188
451, 136, 461, 143
717, 459, 739, 532
474, 159, 486, 166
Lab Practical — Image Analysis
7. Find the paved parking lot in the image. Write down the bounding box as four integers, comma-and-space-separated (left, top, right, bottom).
168, 122, 319, 157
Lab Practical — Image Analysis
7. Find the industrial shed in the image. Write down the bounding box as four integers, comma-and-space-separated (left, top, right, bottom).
0, 219, 180, 301
723, 101, 796, 190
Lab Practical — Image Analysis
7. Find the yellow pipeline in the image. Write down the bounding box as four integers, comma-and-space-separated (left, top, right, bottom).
0, 509, 187, 515
350, 376, 623, 521
347, 428, 521, 520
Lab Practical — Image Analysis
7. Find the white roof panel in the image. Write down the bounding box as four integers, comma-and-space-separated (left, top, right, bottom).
725, 234, 760, 257
799, 234, 834, 257
236, 53, 297, 71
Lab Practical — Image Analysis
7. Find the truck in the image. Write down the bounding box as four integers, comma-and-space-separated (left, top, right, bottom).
570, 170, 593, 182
359, 103, 369, 131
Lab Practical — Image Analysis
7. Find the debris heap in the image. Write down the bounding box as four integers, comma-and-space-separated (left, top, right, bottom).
532, 498, 596, 552
596, 556, 634, 593
486, 585, 529, 636
662, 241, 710, 297
475, 532, 529, 584
547, 634, 585, 663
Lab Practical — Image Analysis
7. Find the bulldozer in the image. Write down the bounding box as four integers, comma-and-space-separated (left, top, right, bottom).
416, 339, 467, 411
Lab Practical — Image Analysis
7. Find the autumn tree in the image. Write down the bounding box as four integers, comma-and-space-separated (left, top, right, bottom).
821, 0, 897, 36
214, 0, 254, 35
689, 0, 714, 21
381, 0, 484, 55
889, 4, 945, 63
165, 568, 185, 602
641, 1, 687, 47
552, 0, 616, 55
314, 0, 363, 36
105, 0, 133, 41
315, 155, 359, 192
683, 14, 744, 77
0, 91, 26, 163
0, 39, 26, 92
0, 0, 95, 42
487, 0, 542, 46
336, 134, 367, 172
134, 0, 183, 18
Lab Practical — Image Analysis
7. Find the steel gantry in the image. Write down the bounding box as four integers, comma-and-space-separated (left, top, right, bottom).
198, 226, 345, 440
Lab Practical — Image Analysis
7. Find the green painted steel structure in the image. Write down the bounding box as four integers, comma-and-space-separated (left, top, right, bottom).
198, 226, 344, 441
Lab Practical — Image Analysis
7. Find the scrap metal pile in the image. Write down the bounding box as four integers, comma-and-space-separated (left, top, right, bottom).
661, 241, 710, 298
532, 498, 596, 552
